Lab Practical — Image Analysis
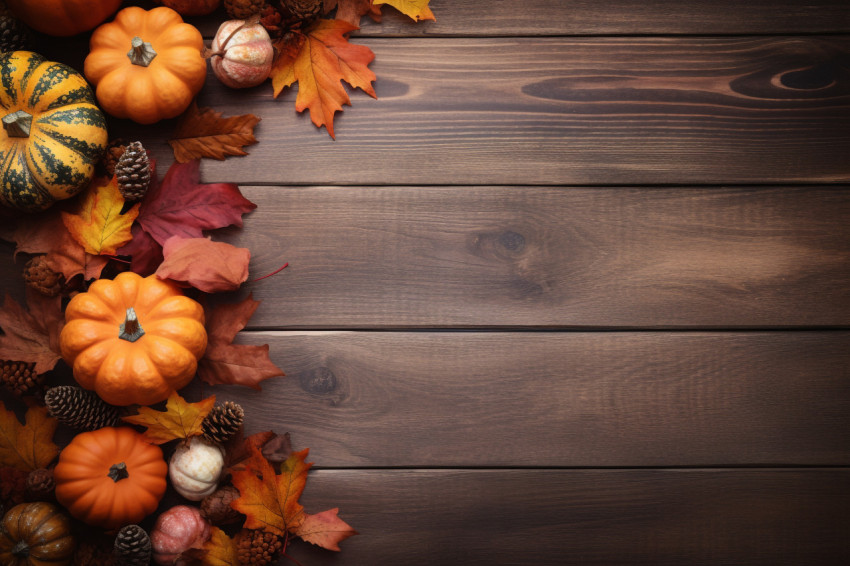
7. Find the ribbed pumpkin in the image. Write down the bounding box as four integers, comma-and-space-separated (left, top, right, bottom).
0, 51, 108, 212
0, 502, 76, 566
4, 0, 122, 37
53, 427, 168, 530
84, 6, 207, 125
59, 271, 208, 406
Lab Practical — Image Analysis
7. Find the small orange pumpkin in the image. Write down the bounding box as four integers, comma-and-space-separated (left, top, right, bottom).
4, 0, 122, 37
83, 6, 207, 124
53, 427, 168, 530
0, 502, 76, 566
59, 271, 208, 406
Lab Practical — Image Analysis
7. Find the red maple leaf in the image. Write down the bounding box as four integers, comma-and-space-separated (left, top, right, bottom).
118, 160, 256, 273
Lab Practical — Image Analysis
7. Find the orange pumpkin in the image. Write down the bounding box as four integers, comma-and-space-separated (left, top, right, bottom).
83, 6, 207, 124
53, 427, 168, 530
59, 271, 208, 406
4, 0, 122, 37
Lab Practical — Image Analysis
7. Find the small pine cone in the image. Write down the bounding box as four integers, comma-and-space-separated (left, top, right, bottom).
1, 360, 42, 396
45, 386, 121, 431
115, 141, 151, 202
22, 255, 64, 297
225, 0, 268, 19
201, 485, 243, 526
114, 525, 152, 566
278, 0, 322, 28
236, 529, 283, 566
25, 468, 55, 501
74, 538, 117, 566
0, 14, 31, 52
203, 401, 245, 443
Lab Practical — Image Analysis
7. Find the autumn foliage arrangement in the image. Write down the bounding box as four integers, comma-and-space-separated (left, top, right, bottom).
0, 0, 436, 563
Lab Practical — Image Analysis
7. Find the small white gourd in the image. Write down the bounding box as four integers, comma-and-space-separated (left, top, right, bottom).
169, 436, 224, 501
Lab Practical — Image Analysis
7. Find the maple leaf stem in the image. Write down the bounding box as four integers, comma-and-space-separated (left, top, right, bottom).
249, 262, 289, 282
281, 532, 306, 566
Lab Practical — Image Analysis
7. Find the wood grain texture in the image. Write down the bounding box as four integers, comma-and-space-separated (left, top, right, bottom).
214, 186, 850, 328
131, 36, 850, 186
176, 0, 850, 37
185, 331, 850, 467
285, 469, 850, 565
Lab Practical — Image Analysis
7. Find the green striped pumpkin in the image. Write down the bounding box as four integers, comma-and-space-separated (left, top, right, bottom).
0, 51, 107, 212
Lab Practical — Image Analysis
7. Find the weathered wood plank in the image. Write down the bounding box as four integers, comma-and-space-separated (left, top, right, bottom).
185, 331, 850, 467
217, 186, 850, 328
178, 0, 850, 37
172, 36, 849, 185
285, 469, 850, 565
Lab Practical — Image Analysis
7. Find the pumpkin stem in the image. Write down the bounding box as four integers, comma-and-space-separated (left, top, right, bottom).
11, 539, 29, 557
119, 308, 145, 342
128, 36, 157, 67
108, 462, 130, 482
2, 110, 32, 138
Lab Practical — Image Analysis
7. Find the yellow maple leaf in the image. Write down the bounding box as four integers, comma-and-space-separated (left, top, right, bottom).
0, 402, 59, 471
271, 20, 376, 138
61, 176, 139, 255
201, 527, 240, 566
373, 0, 435, 21
122, 391, 216, 445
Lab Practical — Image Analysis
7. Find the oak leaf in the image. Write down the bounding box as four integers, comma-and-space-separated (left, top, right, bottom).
199, 527, 239, 566
374, 0, 435, 21
295, 509, 358, 551
170, 103, 261, 163
3, 209, 107, 281
62, 176, 139, 255
156, 236, 251, 293
0, 403, 59, 471
231, 446, 312, 536
118, 160, 256, 273
271, 20, 376, 138
122, 391, 216, 445
198, 294, 284, 389
0, 290, 64, 375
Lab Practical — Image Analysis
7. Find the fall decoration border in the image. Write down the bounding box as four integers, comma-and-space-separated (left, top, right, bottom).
1, 0, 437, 562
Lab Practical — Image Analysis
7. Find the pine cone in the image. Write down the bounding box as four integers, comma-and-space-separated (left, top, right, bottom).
225, 0, 268, 19
0, 13, 30, 52
100, 138, 127, 178
45, 386, 121, 431
235, 529, 283, 566
203, 401, 245, 443
115, 141, 151, 202
1, 360, 42, 396
278, 0, 322, 28
23, 255, 64, 296
74, 538, 117, 566
114, 525, 151, 566
25, 468, 55, 502
201, 485, 243, 526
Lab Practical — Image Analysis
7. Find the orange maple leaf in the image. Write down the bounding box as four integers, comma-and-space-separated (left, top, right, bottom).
200, 527, 239, 566
374, 0, 435, 21
169, 103, 261, 163
122, 391, 216, 445
271, 20, 376, 138
0, 403, 59, 471
295, 508, 358, 551
61, 176, 139, 256
231, 446, 312, 536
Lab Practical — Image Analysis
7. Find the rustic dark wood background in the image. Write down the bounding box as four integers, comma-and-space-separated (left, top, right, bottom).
4, 0, 850, 564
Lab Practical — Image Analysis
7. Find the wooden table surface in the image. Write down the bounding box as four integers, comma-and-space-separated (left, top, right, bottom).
5, 0, 850, 564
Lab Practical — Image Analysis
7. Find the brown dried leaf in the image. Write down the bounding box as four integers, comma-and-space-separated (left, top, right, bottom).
0, 403, 59, 471
0, 290, 64, 375
169, 103, 261, 163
